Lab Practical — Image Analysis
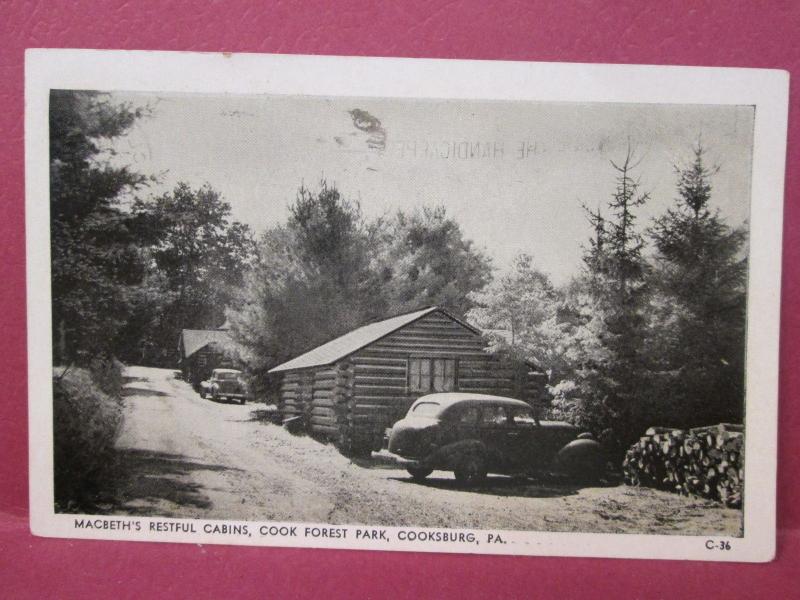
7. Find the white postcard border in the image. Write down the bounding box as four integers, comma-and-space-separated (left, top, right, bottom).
25, 49, 789, 562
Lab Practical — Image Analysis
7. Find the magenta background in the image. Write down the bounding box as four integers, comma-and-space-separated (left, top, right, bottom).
1, 1, 798, 597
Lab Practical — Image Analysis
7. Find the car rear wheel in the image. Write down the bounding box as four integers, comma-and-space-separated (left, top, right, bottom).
407, 467, 432, 481
454, 455, 487, 486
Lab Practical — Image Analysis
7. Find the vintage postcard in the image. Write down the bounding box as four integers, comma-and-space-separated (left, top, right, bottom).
26, 49, 788, 561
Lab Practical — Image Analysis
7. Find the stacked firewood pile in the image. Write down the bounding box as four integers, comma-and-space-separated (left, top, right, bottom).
623, 424, 744, 508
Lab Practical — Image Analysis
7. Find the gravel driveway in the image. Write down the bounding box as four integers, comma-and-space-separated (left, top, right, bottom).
111, 366, 743, 535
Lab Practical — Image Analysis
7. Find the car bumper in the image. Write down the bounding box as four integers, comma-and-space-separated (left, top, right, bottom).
215, 392, 246, 400
376, 450, 426, 468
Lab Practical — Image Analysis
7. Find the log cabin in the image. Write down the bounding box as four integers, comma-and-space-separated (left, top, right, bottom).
178, 326, 237, 389
268, 306, 548, 455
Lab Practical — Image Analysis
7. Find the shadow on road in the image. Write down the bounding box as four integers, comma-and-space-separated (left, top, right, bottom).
205, 397, 247, 406
122, 387, 171, 398
388, 473, 621, 499
244, 407, 282, 424
112, 449, 242, 516
389, 474, 582, 498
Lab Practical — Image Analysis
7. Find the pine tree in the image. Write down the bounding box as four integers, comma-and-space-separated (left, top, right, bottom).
648, 143, 747, 425
551, 145, 652, 454
49, 90, 148, 363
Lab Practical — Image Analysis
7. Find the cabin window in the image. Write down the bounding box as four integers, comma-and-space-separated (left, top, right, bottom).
408, 358, 457, 393
408, 358, 431, 392
432, 358, 456, 392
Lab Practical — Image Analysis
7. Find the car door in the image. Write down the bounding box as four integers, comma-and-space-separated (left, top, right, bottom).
443, 404, 480, 446
506, 406, 546, 471
476, 404, 517, 472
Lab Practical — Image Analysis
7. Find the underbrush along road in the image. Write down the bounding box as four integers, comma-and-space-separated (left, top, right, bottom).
112, 366, 742, 535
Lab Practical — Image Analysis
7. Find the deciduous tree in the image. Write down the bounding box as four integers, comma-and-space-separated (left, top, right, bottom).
229, 186, 493, 396
228, 182, 379, 393
372, 206, 492, 317
128, 183, 255, 365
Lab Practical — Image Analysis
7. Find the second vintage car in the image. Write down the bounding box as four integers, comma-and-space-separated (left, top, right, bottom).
200, 368, 247, 404
386, 393, 604, 485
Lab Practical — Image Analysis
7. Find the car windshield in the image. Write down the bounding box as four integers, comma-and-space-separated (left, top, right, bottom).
412, 402, 441, 417
215, 372, 240, 380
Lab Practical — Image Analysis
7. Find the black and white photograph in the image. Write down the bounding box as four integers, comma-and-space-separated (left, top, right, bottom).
25, 50, 787, 561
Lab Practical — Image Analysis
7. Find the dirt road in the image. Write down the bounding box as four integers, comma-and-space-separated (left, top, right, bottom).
112, 366, 742, 535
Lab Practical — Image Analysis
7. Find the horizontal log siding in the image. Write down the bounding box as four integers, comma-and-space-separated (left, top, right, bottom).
310, 368, 335, 430
280, 371, 313, 420
349, 311, 517, 449
306, 361, 345, 441
277, 310, 549, 453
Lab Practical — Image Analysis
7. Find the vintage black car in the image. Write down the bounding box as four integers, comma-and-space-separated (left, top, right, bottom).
200, 368, 247, 404
386, 393, 604, 485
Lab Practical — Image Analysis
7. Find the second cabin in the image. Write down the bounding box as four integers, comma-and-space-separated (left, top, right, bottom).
268, 306, 548, 455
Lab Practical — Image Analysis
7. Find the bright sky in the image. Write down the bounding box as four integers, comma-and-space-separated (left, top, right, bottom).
109, 91, 754, 284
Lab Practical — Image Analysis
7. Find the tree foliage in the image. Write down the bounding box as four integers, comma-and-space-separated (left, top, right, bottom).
543, 147, 653, 453
647, 144, 747, 425
229, 184, 492, 395
372, 206, 492, 317
543, 143, 747, 454
50, 90, 749, 461
473, 144, 747, 454
228, 182, 379, 394
124, 183, 256, 366
467, 254, 567, 374
50, 90, 149, 363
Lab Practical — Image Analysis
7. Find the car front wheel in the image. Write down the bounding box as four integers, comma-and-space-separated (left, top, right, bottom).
454, 455, 487, 486
407, 467, 432, 481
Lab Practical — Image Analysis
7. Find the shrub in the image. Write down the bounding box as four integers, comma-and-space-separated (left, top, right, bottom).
53, 366, 123, 511
88, 355, 124, 396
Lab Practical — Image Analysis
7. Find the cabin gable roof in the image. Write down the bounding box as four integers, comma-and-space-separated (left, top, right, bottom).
180, 329, 232, 359
268, 307, 480, 374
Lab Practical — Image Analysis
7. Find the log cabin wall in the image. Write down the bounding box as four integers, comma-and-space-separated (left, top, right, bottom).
309, 366, 340, 438
278, 371, 300, 417
289, 361, 358, 449
275, 309, 549, 454
279, 370, 313, 421
346, 310, 543, 452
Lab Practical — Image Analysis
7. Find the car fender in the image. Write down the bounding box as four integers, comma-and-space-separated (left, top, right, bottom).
555, 438, 605, 475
